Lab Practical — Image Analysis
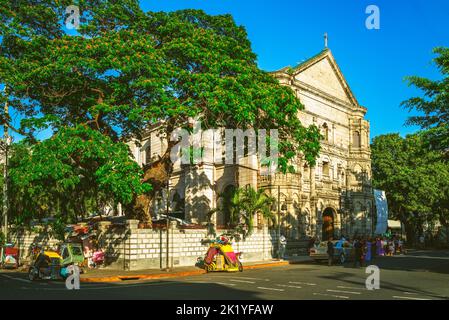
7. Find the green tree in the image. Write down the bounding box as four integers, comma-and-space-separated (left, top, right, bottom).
6, 125, 150, 225
402, 47, 449, 155
227, 186, 274, 240
371, 132, 449, 243
1, 1, 321, 222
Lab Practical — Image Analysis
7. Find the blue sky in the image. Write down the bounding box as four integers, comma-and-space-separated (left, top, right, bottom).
141, 0, 449, 139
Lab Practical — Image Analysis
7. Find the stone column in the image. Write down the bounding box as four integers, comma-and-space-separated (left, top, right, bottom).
332, 124, 336, 145
309, 166, 317, 237
126, 219, 139, 230
124, 219, 139, 270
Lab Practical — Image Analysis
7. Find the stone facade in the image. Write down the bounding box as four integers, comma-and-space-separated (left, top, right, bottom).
129, 49, 375, 241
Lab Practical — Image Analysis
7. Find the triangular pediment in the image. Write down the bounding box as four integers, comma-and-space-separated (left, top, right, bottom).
278, 50, 359, 106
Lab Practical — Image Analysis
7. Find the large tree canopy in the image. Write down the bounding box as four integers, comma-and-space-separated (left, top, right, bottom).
4, 125, 150, 224
371, 132, 449, 242
402, 47, 449, 155
0, 1, 321, 222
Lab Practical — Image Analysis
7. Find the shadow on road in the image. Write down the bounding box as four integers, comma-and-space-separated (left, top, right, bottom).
0, 271, 264, 300
311, 253, 449, 300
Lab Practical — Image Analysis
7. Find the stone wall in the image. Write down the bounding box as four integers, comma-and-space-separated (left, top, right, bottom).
8, 220, 279, 271
121, 220, 278, 270
9, 227, 60, 263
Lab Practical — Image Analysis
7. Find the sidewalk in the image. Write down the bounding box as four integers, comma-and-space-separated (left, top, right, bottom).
80, 256, 313, 283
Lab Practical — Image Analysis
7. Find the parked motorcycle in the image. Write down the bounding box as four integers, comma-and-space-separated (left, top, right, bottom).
28, 250, 63, 281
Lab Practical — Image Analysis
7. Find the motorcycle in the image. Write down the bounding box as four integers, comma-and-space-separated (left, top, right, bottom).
28, 250, 63, 281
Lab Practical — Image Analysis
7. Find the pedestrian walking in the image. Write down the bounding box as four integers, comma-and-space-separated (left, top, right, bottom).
371, 238, 377, 259
365, 238, 372, 264
279, 234, 287, 259
419, 235, 425, 249
388, 240, 395, 256
327, 237, 334, 266
398, 238, 404, 254
376, 238, 382, 256
353, 238, 363, 268
308, 236, 316, 254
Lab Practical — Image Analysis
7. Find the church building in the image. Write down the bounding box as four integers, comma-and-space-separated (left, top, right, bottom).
128, 48, 374, 241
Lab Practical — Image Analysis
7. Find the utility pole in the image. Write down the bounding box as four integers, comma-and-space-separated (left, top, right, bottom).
165, 169, 171, 272
2, 86, 9, 242
277, 185, 281, 260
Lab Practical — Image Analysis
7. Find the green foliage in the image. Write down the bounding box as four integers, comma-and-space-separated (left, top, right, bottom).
371, 132, 449, 240
48, 215, 67, 242
0, 1, 321, 224
7, 125, 151, 224
225, 186, 274, 240
1, 1, 321, 166
402, 47, 449, 154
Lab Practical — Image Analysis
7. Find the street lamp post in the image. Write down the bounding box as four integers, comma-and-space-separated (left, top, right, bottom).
165, 172, 170, 272
277, 185, 281, 260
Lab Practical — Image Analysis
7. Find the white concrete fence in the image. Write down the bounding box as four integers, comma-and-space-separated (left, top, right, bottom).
9, 220, 279, 271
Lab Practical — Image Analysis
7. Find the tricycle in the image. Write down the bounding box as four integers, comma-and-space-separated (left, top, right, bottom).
28, 250, 63, 281
198, 236, 243, 272
59, 242, 86, 271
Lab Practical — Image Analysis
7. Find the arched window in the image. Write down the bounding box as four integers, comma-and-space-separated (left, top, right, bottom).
353, 131, 361, 148
322, 123, 329, 141
221, 185, 236, 227
145, 144, 152, 165
322, 161, 330, 176
172, 191, 185, 219
303, 163, 309, 176
244, 136, 249, 157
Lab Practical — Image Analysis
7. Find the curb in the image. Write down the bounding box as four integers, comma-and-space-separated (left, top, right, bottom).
288, 259, 314, 265
80, 260, 291, 283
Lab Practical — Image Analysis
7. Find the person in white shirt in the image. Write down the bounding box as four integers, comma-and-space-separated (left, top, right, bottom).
279, 235, 287, 259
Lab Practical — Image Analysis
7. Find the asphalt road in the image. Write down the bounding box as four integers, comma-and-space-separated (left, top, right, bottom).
1, 249, 448, 300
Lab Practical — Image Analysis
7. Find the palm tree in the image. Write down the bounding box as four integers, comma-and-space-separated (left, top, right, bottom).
228, 186, 275, 240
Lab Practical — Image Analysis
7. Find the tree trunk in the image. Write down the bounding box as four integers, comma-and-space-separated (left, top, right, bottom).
130, 138, 177, 224
404, 221, 415, 246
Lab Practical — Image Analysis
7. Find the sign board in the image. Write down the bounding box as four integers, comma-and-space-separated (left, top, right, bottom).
374, 189, 389, 235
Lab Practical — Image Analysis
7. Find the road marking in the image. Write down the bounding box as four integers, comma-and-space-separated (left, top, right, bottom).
403, 292, 419, 295
229, 276, 269, 281
313, 292, 349, 299
289, 281, 316, 286
393, 296, 431, 300
210, 275, 270, 281
257, 287, 285, 292
185, 280, 237, 287
275, 284, 302, 289
327, 289, 361, 295
396, 255, 449, 260
230, 279, 256, 284
214, 282, 237, 286
337, 286, 364, 290
0, 274, 32, 284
